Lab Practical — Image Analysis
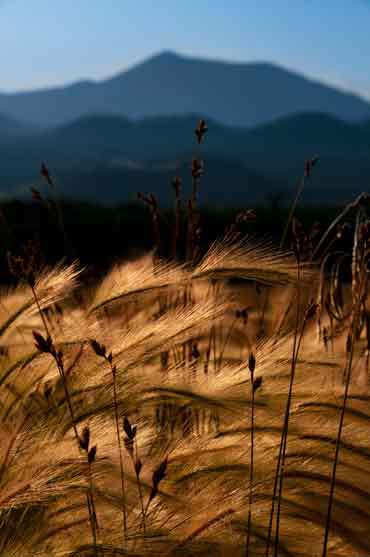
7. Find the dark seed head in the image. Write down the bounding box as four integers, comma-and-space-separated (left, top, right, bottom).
89, 339, 106, 359
135, 458, 143, 478
248, 353, 256, 374
123, 416, 136, 440
79, 426, 90, 452
32, 331, 53, 354
88, 445, 97, 464
253, 376, 263, 393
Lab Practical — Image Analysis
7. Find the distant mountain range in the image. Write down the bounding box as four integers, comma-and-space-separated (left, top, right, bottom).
1, 110, 370, 205
1, 51, 370, 128
0, 51, 369, 205
0, 114, 37, 141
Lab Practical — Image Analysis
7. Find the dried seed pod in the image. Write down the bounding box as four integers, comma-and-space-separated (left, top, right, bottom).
346, 333, 352, 354
192, 342, 200, 360
40, 162, 53, 186
191, 159, 204, 179
149, 456, 168, 502
195, 119, 208, 144
123, 417, 136, 440
253, 376, 263, 393
304, 156, 319, 178
323, 327, 329, 349
135, 458, 143, 478
33, 331, 53, 354
79, 426, 90, 452
248, 353, 256, 374
89, 339, 106, 358
311, 156, 319, 168
88, 446, 97, 464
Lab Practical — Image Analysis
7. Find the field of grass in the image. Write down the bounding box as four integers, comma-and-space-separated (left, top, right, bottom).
0, 121, 369, 556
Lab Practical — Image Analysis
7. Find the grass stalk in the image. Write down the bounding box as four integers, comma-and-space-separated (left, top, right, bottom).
321, 261, 366, 556
273, 292, 317, 556
30, 283, 99, 553
246, 353, 256, 557
134, 438, 146, 533
110, 362, 128, 542
280, 176, 306, 250
265, 262, 302, 557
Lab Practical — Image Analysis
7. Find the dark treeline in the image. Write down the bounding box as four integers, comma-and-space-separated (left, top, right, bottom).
0, 199, 347, 284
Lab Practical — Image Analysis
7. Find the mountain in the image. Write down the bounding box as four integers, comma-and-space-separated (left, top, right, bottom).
5, 111, 370, 173
0, 114, 37, 141
4, 155, 275, 206
47, 157, 275, 206
0, 113, 240, 175
238, 112, 370, 177
1, 51, 370, 128
1, 111, 370, 205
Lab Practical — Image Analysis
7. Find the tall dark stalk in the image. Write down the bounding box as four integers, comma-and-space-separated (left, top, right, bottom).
280, 176, 306, 250
246, 352, 256, 557
30, 284, 79, 439
111, 362, 128, 541
134, 437, 146, 533
40, 162, 70, 256
86, 445, 99, 557
89, 341, 127, 543
123, 416, 146, 532
321, 260, 367, 556
273, 299, 317, 557
30, 284, 99, 554
280, 157, 318, 250
266, 261, 318, 556
265, 264, 301, 557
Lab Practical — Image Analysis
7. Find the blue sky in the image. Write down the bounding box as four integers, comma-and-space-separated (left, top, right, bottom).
1, 0, 370, 98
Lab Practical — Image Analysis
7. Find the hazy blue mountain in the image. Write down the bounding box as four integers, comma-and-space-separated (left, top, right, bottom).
238, 112, 370, 177
1, 51, 370, 128
55, 156, 276, 205
245, 112, 370, 149
1, 111, 370, 205
0, 113, 240, 174
2, 110, 369, 172
4, 156, 275, 207
0, 113, 37, 141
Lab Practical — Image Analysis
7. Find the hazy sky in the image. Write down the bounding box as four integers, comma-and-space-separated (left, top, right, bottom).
1, 0, 370, 98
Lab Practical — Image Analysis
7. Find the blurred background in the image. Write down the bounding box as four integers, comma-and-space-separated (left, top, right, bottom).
0, 0, 369, 274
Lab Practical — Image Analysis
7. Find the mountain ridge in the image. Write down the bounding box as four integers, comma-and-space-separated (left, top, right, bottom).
0, 110, 369, 205
1, 51, 370, 128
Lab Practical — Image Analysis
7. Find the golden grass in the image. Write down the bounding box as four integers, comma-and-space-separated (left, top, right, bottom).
0, 235, 367, 557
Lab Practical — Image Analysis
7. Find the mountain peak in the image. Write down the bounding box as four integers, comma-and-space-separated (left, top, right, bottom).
156, 50, 181, 60
1, 52, 370, 128
142, 50, 184, 66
